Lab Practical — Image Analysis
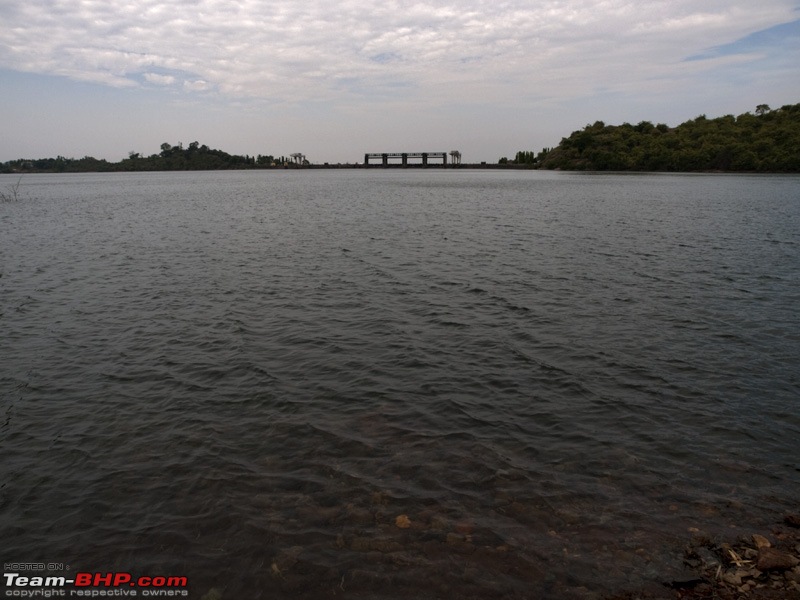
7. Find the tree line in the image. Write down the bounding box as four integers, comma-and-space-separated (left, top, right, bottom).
1, 141, 291, 173
502, 103, 800, 172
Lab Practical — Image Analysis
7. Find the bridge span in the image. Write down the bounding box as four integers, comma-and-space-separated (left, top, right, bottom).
364, 151, 461, 167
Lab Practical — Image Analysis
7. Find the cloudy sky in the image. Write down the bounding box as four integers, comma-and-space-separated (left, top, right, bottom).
2, 0, 799, 163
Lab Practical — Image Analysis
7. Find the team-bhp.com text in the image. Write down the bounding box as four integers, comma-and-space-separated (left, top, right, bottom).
4, 573, 188, 597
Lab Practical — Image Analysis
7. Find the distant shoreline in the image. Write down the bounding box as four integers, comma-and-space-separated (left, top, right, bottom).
4, 100, 799, 174
1, 163, 537, 174
3, 164, 796, 174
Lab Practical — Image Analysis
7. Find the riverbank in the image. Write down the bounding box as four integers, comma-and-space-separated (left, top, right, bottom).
606, 514, 800, 599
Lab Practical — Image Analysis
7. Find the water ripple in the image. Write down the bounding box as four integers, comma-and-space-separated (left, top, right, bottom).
1, 170, 799, 598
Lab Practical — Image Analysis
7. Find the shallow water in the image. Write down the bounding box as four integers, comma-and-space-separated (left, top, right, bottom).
1, 170, 799, 598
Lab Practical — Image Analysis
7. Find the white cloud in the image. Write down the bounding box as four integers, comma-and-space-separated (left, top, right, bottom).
1, 0, 796, 107
184, 79, 211, 92
144, 72, 176, 85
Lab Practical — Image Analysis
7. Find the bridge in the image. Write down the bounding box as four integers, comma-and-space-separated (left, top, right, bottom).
364, 151, 461, 167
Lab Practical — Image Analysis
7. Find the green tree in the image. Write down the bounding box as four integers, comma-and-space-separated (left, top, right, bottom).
536, 102, 800, 172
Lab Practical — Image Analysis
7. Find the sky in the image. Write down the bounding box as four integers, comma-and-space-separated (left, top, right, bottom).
1, 0, 799, 164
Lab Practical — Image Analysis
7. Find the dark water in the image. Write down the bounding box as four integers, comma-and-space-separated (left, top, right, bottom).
1, 170, 798, 599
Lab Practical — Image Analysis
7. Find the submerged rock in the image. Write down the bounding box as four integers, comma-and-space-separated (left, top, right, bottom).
395, 514, 411, 529
752, 534, 772, 549
785, 514, 800, 528
271, 545, 303, 576
199, 589, 223, 600
757, 546, 799, 571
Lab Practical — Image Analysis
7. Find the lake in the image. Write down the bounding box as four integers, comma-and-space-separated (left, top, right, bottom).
1, 169, 798, 599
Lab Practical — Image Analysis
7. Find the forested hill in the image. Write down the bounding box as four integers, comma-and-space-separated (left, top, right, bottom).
534, 103, 800, 172
1, 142, 292, 173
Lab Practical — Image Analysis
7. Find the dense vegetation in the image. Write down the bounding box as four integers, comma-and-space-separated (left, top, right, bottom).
506, 103, 800, 172
1, 142, 290, 173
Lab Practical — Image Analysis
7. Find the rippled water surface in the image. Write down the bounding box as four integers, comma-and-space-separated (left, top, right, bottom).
1, 170, 799, 598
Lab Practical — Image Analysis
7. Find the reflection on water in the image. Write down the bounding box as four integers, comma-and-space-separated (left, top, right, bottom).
1, 170, 798, 598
